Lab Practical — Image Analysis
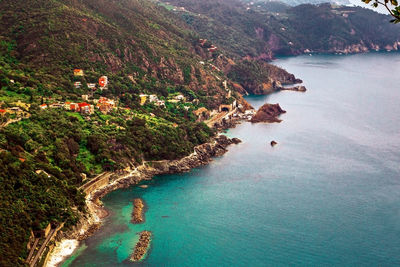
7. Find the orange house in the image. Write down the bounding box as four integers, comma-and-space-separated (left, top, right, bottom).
74, 69, 84, 76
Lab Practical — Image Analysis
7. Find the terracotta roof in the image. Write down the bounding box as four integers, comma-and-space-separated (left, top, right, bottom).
0, 109, 6, 113
78, 102, 89, 108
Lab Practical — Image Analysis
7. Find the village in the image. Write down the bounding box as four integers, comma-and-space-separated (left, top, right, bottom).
1, 67, 254, 130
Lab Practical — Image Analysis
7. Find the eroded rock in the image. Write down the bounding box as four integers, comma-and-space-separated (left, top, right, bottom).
251, 103, 286, 123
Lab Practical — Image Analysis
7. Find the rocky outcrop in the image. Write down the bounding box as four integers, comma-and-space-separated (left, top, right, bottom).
281, 85, 307, 92
251, 103, 286, 123
130, 231, 151, 262
131, 199, 145, 224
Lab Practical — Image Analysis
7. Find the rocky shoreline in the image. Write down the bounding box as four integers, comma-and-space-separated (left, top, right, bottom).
129, 231, 152, 262
281, 85, 307, 92
46, 134, 241, 266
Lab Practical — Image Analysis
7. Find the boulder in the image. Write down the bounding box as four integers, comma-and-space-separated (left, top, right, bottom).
250, 103, 286, 123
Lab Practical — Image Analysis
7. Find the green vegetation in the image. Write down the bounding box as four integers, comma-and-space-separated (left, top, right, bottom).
162, 0, 400, 57
0, 0, 225, 265
362, 0, 400, 23
2, 0, 399, 265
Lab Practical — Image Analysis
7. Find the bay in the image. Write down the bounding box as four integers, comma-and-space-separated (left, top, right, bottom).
65, 53, 400, 266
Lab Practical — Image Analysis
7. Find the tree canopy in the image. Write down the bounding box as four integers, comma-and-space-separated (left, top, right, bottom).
362, 0, 400, 23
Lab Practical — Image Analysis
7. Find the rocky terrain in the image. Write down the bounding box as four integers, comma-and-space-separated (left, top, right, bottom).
131, 199, 145, 224
251, 103, 286, 123
130, 231, 152, 262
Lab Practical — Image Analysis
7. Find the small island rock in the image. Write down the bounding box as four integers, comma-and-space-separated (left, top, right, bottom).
251, 103, 286, 123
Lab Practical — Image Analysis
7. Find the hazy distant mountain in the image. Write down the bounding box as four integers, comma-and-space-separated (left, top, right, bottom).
244, 0, 351, 5
279, 0, 351, 5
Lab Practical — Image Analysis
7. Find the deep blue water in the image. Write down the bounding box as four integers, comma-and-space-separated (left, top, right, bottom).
65, 53, 400, 266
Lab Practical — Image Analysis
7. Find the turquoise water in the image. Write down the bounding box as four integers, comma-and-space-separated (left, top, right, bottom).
65, 53, 400, 266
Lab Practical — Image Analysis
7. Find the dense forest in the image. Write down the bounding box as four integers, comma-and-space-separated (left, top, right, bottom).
0, 0, 224, 265
1, 0, 399, 265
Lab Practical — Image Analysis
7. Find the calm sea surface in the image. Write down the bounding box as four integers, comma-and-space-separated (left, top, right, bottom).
65, 53, 400, 266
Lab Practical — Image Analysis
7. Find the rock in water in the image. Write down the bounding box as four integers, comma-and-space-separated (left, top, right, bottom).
270, 141, 278, 147
130, 231, 151, 262
251, 103, 286, 123
232, 138, 242, 144
131, 198, 145, 224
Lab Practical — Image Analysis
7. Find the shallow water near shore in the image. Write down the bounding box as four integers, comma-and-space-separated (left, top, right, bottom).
64, 53, 400, 266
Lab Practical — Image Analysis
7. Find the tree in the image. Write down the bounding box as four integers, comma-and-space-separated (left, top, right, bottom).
362, 0, 400, 23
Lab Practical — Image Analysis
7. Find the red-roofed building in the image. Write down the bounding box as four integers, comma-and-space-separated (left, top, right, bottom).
70, 103, 79, 111
0, 109, 6, 115
78, 103, 94, 115
40, 104, 48, 110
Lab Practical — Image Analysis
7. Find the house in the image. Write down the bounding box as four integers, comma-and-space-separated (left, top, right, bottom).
73, 69, 84, 76
139, 94, 148, 105
78, 103, 93, 115
82, 95, 89, 101
155, 100, 165, 107
0, 109, 6, 116
99, 76, 108, 89
40, 104, 48, 110
149, 95, 158, 103
98, 97, 115, 107
97, 103, 113, 114
87, 83, 96, 90
207, 45, 218, 52
70, 103, 79, 111
174, 94, 186, 101
49, 103, 64, 109
96, 97, 115, 114
74, 81, 82, 89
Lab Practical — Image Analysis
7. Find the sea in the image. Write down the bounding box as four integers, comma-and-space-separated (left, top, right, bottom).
63, 52, 400, 266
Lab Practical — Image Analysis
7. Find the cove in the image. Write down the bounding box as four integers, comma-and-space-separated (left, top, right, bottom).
64, 53, 400, 266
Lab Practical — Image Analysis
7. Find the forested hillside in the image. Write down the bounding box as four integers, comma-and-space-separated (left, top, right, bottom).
0, 0, 247, 265
161, 0, 400, 58
2, 0, 398, 265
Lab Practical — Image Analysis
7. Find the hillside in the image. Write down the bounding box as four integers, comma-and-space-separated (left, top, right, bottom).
160, 0, 400, 57
0, 0, 281, 265
255, 0, 351, 5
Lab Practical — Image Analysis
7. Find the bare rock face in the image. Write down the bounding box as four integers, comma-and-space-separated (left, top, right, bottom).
251, 103, 286, 123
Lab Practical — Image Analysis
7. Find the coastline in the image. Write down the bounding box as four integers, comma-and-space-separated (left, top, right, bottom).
46, 134, 242, 266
